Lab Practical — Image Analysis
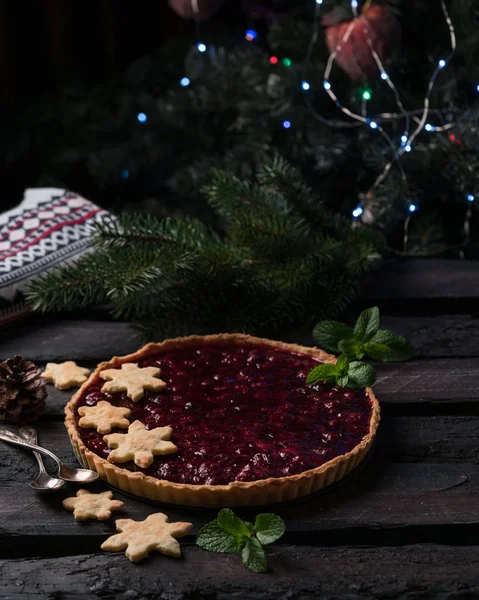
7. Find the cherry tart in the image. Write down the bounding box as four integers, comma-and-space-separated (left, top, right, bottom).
65, 334, 380, 507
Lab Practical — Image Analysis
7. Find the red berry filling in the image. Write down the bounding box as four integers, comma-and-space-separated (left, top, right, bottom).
76, 343, 373, 485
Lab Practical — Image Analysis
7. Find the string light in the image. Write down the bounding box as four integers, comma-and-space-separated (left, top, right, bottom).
301, 0, 456, 214
185, 0, 457, 233
477, 84, 479, 92
352, 206, 363, 218
137, 112, 147, 123
467, 194, 475, 202
408, 204, 417, 212
362, 89, 372, 101
121, 169, 129, 179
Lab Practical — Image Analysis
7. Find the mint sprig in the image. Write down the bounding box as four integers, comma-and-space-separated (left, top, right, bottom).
308, 306, 411, 389
313, 306, 411, 363
306, 356, 376, 389
196, 508, 286, 573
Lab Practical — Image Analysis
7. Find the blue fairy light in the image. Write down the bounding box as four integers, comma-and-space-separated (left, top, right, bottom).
352, 206, 363, 218
137, 112, 147, 123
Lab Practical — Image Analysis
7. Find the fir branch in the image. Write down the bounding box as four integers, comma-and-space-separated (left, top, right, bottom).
26, 252, 111, 312
95, 214, 217, 250
28, 157, 382, 335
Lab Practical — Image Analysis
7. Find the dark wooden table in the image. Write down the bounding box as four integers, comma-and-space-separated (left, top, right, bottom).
1, 259, 479, 599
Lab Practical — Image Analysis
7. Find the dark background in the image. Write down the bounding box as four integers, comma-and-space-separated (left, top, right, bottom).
0, 0, 245, 207
1, 1, 233, 103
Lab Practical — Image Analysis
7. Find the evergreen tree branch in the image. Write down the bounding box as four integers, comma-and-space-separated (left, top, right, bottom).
28, 157, 382, 335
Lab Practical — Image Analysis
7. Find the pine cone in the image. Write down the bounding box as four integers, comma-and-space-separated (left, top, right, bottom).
0, 356, 47, 424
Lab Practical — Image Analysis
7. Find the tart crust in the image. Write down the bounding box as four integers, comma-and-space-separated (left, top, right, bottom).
65, 334, 380, 507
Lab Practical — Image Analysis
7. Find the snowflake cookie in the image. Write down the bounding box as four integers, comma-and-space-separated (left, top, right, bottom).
43, 361, 91, 390
101, 513, 193, 562
104, 420, 177, 468
78, 400, 131, 434
62, 489, 124, 521
99, 363, 167, 402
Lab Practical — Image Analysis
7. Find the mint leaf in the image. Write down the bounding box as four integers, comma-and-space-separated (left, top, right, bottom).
353, 307, 380, 342
338, 338, 364, 360
337, 375, 350, 387
363, 342, 393, 361
313, 321, 354, 352
217, 508, 251, 537
335, 355, 349, 377
197, 522, 246, 554
254, 514, 286, 545
347, 361, 377, 388
368, 330, 412, 361
306, 363, 338, 385
242, 537, 267, 573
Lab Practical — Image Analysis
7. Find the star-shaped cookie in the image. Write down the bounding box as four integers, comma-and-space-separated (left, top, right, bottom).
104, 420, 177, 468
99, 363, 167, 402
78, 401, 131, 434
101, 513, 193, 562
62, 489, 124, 521
43, 361, 91, 390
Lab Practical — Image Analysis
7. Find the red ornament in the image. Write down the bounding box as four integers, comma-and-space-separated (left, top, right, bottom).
323, 5, 401, 82
168, 0, 227, 21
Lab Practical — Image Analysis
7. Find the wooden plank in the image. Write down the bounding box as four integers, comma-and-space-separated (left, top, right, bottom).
2, 313, 479, 364
8, 415, 477, 469
35, 356, 479, 419
375, 358, 479, 404
362, 258, 479, 299
284, 315, 479, 358
1, 421, 478, 543
381, 315, 479, 358
1, 545, 479, 599
379, 415, 479, 464
0, 319, 141, 363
